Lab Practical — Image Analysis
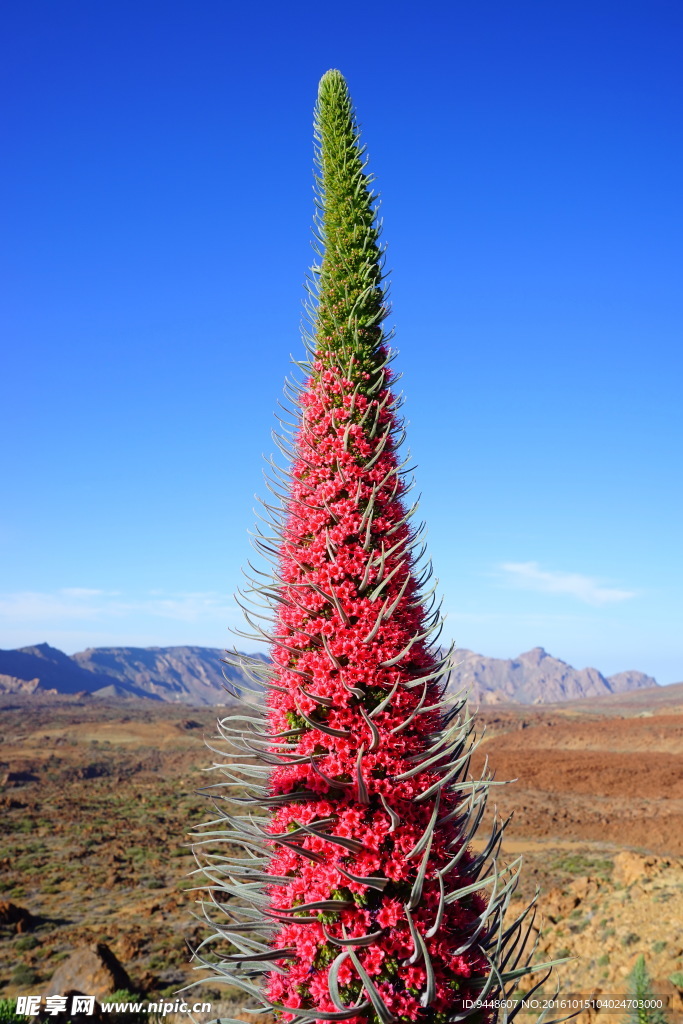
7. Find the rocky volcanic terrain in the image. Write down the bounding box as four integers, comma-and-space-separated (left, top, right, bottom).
0, 686, 681, 1022
0, 644, 263, 704
448, 646, 657, 703
0, 643, 659, 706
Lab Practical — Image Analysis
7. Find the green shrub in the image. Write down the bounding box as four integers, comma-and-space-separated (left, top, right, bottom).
10, 965, 38, 986
626, 955, 668, 1024
552, 854, 613, 877
0, 999, 22, 1024
106, 990, 139, 1003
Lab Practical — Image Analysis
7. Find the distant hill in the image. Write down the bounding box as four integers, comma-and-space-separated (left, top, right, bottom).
0, 641, 658, 706
447, 646, 657, 704
555, 678, 683, 715
0, 643, 151, 699
0, 643, 264, 705
72, 645, 267, 704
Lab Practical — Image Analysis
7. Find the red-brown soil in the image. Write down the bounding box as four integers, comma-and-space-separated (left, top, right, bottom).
472, 710, 683, 856
1, 692, 681, 1021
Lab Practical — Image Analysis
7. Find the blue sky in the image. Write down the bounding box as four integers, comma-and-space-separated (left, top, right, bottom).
2, 1, 681, 683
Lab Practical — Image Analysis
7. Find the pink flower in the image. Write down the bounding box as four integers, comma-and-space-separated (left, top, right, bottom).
376, 899, 403, 929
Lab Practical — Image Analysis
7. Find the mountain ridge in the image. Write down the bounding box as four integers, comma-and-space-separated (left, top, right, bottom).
446, 646, 657, 704
0, 642, 658, 705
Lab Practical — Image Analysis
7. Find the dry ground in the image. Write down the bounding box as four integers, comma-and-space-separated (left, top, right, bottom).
1, 691, 681, 1021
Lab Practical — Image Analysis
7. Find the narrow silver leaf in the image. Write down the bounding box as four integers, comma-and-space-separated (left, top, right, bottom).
271, 899, 354, 914
295, 703, 353, 738
355, 743, 370, 804
358, 705, 380, 750
220, 947, 297, 963
348, 948, 396, 1024
297, 823, 368, 854
367, 679, 399, 719
416, 929, 435, 1007
425, 870, 446, 939
380, 793, 401, 832
323, 926, 386, 947
405, 792, 440, 861
338, 866, 389, 891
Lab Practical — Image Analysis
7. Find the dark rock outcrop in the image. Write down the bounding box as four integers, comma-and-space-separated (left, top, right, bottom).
0, 900, 35, 933
46, 943, 133, 998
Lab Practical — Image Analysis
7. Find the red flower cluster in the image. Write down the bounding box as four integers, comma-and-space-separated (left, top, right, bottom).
192, 71, 549, 1024
260, 352, 489, 1022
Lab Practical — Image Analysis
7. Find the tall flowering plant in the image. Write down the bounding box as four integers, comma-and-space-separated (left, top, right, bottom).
191, 70, 562, 1024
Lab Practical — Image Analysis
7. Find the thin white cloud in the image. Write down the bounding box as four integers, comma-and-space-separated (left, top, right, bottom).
0, 588, 238, 624
499, 562, 635, 606
0, 590, 106, 621
135, 592, 236, 622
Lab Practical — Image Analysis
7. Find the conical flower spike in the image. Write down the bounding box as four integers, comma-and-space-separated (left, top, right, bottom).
191, 69, 565, 1024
